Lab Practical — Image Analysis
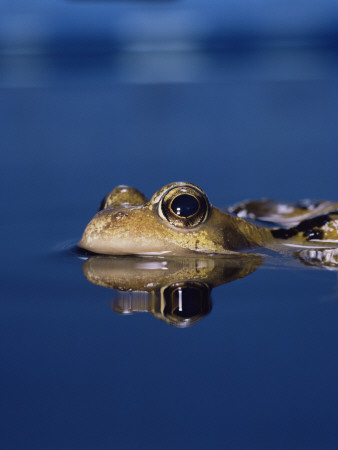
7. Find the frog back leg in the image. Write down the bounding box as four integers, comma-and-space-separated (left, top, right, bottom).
228, 199, 338, 248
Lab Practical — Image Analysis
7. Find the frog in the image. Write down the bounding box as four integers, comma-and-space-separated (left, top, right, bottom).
78, 182, 338, 257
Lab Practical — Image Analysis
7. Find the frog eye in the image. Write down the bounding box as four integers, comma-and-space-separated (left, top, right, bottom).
158, 184, 210, 228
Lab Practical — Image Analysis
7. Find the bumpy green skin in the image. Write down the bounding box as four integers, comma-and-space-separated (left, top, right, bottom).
78, 182, 338, 256
230, 198, 338, 251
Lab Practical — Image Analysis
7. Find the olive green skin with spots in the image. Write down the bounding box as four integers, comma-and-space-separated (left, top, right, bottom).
78, 182, 338, 256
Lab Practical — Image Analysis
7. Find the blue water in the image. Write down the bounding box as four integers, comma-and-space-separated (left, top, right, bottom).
2, 1, 338, 449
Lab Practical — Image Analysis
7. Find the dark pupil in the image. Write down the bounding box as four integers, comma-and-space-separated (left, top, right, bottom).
171, 194, 199, 217
173, 287, 203, 318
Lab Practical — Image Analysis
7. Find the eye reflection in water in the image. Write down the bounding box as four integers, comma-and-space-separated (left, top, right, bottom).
113, 281, 212, 328
81, 254, 262, 327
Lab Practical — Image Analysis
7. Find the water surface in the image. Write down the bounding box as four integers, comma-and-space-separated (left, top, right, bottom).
2, 1, 338, 449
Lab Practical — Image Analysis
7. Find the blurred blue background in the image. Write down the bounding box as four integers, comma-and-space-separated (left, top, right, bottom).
1, 1, 338, 449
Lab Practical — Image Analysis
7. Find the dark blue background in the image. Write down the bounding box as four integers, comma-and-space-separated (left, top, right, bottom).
1, 1, 338, 449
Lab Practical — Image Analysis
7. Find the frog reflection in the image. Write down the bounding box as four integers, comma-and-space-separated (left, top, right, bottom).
113, 282, 211, 328
82, 254, 262, 327
296, 248, 338, 270
79, 182, 338, 259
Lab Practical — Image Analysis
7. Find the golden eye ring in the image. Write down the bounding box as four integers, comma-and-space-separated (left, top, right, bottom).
158, 184, 210, 228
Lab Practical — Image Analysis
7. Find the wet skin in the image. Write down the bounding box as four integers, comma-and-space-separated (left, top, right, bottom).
78, 182, 338, 256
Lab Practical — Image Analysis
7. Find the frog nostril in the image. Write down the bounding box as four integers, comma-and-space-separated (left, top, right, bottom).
113, 211, 129, 220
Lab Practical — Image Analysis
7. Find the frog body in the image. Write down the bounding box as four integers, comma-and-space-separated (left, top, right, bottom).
78, 182, 338, 256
